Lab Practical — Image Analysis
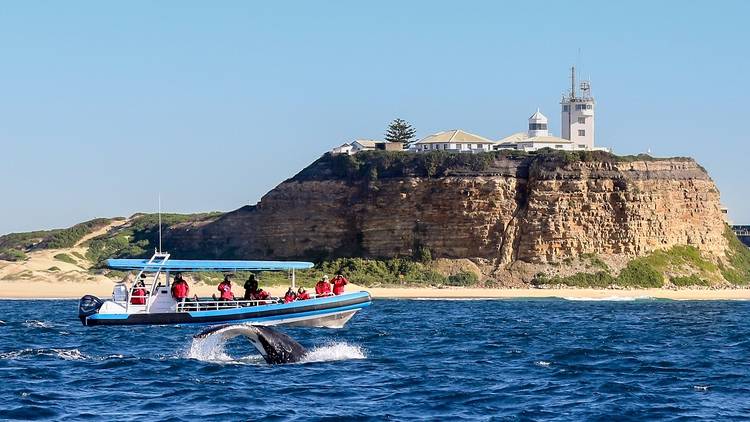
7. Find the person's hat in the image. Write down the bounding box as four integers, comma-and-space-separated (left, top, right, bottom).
323, 275, 329, 281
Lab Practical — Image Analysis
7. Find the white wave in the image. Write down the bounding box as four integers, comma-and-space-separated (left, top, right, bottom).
562, 296, 653, 302
301, 342, 366, 363
187, 335, 235, 363
535, 360, 551, 367
0, 348, 87, 361
23, 320, 54, 328
693, 385, 710, 391
410, 298, 502, 301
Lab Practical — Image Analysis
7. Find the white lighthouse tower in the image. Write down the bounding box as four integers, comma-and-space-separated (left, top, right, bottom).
561, 66, 595, 149
528, 109, 549, 137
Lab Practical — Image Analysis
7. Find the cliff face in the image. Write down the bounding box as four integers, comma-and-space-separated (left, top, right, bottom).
165, 152, 727, 269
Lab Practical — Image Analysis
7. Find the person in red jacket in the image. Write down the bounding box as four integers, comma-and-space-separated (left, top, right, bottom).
217, 275, 235, 301
283, 287, 297, 303
331, 274, 348, 295
315, 275, 332, 297
171, 274, 190, 303
131, 280, 147, 305
296, 287, 311, 300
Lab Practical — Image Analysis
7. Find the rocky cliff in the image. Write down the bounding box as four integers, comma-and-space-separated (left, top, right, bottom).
165, 150, 729, 284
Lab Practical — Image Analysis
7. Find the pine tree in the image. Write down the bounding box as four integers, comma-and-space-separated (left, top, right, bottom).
384, 118, 417, 146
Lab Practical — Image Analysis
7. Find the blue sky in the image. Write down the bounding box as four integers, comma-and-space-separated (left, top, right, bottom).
1, 1, 749, 234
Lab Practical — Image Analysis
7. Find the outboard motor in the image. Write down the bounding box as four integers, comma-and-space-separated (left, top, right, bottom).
78, 295, 104, 325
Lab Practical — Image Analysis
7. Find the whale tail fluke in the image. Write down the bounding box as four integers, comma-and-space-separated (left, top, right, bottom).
194, 324, 307, 365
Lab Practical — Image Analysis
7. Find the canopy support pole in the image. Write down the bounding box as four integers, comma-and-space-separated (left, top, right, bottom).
291, 269, 296, 289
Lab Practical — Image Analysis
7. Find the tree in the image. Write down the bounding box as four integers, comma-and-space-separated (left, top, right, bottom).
385, 118, 417, 146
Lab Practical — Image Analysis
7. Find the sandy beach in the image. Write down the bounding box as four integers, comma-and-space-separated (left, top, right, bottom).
2, 278, 750, 301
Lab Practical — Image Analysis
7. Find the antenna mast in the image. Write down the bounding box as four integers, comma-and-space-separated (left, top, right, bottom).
570, 66, 576, 100
158, 194, 162, 254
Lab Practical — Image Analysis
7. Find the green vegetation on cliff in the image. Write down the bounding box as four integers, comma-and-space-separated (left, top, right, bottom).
719, 226, 750, 285
535, 245, 724, 288
0, 248, 27, 262
192, 257, 449, 288
0, 218, 119, 253
86, 213, 221, 268
291, 149, 691, 183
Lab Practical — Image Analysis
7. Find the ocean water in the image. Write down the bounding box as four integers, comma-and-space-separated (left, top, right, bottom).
1, 298, 750, 421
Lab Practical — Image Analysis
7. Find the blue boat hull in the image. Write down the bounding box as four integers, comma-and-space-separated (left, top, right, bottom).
80, 292, 371, 327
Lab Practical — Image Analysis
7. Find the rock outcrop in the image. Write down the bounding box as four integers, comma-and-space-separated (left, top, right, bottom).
165, 151, 728, 277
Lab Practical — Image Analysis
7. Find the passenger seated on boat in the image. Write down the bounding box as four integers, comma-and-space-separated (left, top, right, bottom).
315, 275, 332, 297
296, 287, 311, 300
171, 273, 190, 303
218, 275, 235, 301
243, 274, 258, 300
283, 287, 297, 303
332, 274, 348, 295
243, 275, 270, 301
131, 281, 148, 305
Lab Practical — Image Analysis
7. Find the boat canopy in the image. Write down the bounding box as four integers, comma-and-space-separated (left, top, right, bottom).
107, 258, 314, 272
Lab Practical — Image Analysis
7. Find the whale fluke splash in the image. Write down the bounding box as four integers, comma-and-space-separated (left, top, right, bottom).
194, 324, 307, 365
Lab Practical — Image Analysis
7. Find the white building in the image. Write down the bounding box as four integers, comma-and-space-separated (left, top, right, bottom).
350, 139, 379, 153
413, 129, 495, 153
331, 139, 404, 155
330, 143, 354, 155
561, 66, 595, 148
496, 67, 608, 153
495, 110, 582, 152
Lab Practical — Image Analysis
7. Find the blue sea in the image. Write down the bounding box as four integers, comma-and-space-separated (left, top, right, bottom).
1, 298, 750, 421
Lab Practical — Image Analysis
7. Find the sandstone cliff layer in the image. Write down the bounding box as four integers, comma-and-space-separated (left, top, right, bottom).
165, 151, 727, 270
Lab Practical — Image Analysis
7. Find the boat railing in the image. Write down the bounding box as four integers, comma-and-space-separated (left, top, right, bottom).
174, 292, 345, 312
176, 298, 280, 312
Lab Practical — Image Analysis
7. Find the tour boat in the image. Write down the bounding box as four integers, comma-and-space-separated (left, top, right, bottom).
78, 251, 371, 327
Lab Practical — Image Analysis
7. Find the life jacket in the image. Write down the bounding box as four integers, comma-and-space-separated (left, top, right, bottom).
171, 280, 189, 299
253, 289, 270, 300
297, 291, 311, 300
218, 281, 234, 300
131, 288, 146, 305
315, 281, 331, 296
332, 276, 348, 295
284, 292, 296, 303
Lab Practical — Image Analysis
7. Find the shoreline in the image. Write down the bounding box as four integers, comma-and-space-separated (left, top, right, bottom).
1, 280, 750, 301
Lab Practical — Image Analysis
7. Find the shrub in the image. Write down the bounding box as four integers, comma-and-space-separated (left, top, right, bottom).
581, 253, 609, 271
415, 246, 432, 263
0, 248, 28, 262
616, 259, 663, 287
47, 266, 61, 272
54, 253, 77, 265
543, 271, 614, 288
446, 271, 479, 286
671, 275, 710, 287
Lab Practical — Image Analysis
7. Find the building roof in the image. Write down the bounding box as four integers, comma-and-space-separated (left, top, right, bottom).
519, 135, 575, 144
528, 109, 548, 122
351, 139, 379, 148
415, 129, 495, 145
497, 132, 529, 144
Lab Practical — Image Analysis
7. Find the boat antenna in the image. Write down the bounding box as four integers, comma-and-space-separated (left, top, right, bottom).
158, 194, 162, 254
